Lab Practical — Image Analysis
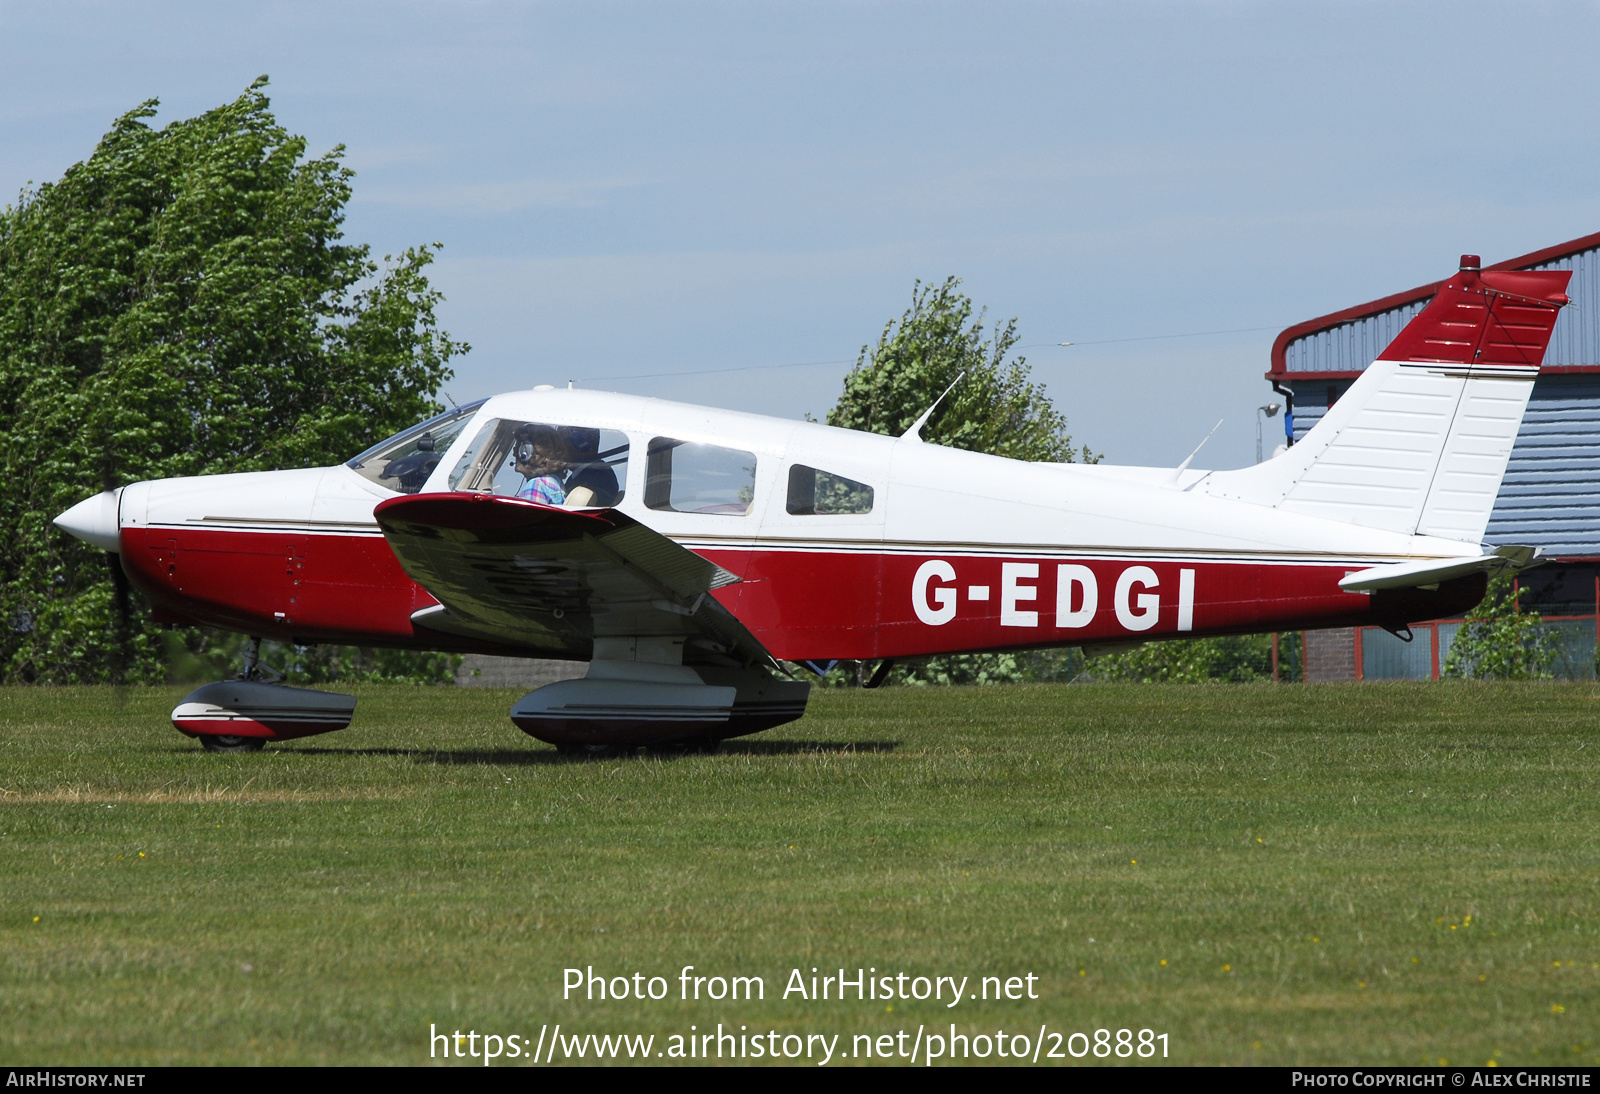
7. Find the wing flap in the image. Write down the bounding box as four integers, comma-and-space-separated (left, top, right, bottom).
597, 521, 741, 595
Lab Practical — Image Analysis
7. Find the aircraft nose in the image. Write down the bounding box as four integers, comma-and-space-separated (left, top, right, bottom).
54, 489, 123, 552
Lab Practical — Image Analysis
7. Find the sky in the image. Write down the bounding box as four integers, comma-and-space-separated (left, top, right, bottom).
3, 1, 1598, 469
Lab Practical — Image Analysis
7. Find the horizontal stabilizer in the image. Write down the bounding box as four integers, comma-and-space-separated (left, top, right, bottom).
1338, 545, 1542, 592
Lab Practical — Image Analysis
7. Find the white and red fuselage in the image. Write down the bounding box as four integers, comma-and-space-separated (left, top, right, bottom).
54, 257, 1573, 746
108, 389, 1486, 661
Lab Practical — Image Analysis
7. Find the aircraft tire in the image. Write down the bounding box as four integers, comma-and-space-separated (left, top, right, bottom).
199, 734, 266, 754
555, 742, 630, 759
641, 737, 720, 757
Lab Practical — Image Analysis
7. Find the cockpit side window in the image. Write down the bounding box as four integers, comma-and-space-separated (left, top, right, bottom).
645, 439, 757, 515
447, 419, 628, 507
346, 400, 486, 494
786, 465, 874, 515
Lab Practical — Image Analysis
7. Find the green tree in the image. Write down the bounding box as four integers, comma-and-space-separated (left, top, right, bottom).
822, 278, 1300, 688
892, 647, 1087, 687
162, 630, 460, 687
0, 78, 467, 684
828, 276, 1094, 462
1441, 573, 1556, 680
1084, 634, 1282, 683
819, 277, 1092, 687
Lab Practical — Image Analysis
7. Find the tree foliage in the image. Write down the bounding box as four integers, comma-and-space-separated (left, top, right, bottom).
894, 648, 1086, 686
1083, 634, 1290, 684
1441, 573, 1556, 681
163, 631, 459, 688
817, 278, 1097, 687
828, 276, 1093, 463
821, 278, 1304, 687
0, 78, 467, 683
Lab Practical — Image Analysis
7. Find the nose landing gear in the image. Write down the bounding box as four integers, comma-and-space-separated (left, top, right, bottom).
173, 637, 357, 752
199, 733, 266, 754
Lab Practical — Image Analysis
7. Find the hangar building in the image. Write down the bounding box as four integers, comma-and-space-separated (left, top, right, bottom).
1267, 231, 1600, 681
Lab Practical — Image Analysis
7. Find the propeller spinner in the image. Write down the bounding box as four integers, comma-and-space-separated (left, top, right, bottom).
54, 489, 122, 552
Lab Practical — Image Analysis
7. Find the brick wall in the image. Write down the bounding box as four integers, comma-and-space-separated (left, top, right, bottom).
455, 654, 587, 688
1303, 627, 1357, 682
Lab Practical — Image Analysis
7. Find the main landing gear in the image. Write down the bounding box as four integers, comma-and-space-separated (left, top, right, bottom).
553, 738, 723, 759
511, 658, 810, 756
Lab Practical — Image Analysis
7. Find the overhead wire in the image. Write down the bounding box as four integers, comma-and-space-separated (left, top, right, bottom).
576, 357, 854, 384
1027, 324, 1282, 350
572, 325, 1283, 384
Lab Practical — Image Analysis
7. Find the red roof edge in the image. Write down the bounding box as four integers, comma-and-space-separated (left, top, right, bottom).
1266, 229, 1600, 379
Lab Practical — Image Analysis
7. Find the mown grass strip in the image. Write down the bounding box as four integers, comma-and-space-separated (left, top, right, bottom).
0, 682, 1595, 1066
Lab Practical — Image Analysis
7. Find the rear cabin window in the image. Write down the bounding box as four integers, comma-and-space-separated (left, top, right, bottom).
645, 439, 756, 515
346, 400, 486, 494
447, 419, 629, 507
786, 465, 874, 515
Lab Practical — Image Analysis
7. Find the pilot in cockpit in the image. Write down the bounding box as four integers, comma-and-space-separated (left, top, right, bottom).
560, 427, 621, 507
511, 423, 567, 505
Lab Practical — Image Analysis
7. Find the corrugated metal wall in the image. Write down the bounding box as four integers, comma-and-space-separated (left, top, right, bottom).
1532, 247, 1600, 366
1484, 374, 1600, 554
1361, 625, 1433, 679
1285, 379, 1349, 442
1282, 373, 1600, 554
1281, 244, 1600, 373
1282, 299, 1430, 373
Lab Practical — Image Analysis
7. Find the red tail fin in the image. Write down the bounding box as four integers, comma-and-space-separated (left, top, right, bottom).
1205, 255, 1572, 544
1379, 256, 1570, 369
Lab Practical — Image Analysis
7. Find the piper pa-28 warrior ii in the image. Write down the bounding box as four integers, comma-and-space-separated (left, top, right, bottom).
55, 255, 1572, 753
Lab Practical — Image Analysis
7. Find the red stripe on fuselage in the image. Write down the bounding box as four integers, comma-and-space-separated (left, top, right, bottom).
703, 548, 1484, 661
120, 525, 1483, 659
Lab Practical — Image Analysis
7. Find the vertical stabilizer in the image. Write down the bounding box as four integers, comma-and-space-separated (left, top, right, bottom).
1204, 257, 1571, 545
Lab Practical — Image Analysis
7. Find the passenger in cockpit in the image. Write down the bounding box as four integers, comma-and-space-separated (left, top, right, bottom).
560, 427, 620, 507
512, 423, 567, 505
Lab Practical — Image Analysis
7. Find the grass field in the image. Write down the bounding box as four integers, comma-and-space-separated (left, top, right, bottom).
1, 681, 1596, 1067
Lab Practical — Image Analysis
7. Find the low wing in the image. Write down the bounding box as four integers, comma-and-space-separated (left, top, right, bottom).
374, 493, 773, 667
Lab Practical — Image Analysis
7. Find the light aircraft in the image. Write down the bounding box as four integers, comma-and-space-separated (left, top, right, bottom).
54, 256, 1570, 754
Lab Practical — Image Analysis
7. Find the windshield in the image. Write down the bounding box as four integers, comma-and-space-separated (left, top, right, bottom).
346, 400, 487, 494
448, 418, 629, 507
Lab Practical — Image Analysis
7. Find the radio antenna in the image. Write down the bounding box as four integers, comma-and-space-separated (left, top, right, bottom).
900, 371, 966, 443
1169, 419, 1223, 483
